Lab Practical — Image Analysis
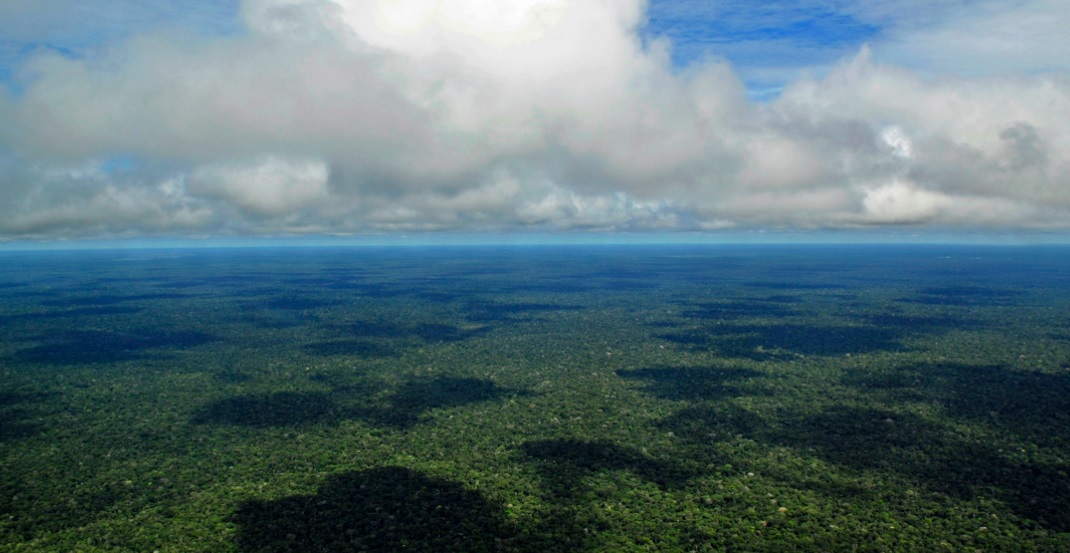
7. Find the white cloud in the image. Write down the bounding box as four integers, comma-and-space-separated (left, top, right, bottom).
513, 186, 679, 230
737, 135, 826, 189
1, 0, 1070, 240
860, 179, 944, 224
188, 156, 331, 216
0, 159, 215, 238
857, 179, 1041, 227
880, 126, 912, 159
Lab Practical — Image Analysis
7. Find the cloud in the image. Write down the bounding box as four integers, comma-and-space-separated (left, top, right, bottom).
866, 0, 1070, 77
0, 158, 214, 238
1, 0, 1069, 241
857, 179, 1038, 226
188, 156, 330, 216
777, 48, 1070, 206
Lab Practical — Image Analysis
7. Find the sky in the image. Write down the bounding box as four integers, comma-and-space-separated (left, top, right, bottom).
1, 0, 1069, 245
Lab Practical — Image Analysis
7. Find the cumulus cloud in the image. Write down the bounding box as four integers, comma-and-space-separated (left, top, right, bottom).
0, 158, 214, 238
188, 156, 330, 216
1, 0, 1069, 241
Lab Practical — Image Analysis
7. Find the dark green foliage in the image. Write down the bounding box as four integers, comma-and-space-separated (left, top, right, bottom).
0, 391, 58, 442
0, 305, 144, 322
303, 339, 397, 357
232, 467, 514, 553
901, 285, 1022, 306
744, 281, 849, 290
616, 366, 762, 401
39, 293, 190, 307
3, 245, 1070, 552
193, 391, 339, 427
521, 439, 699, 490
193, 377, 526, 430
681, 299, 797, 320
464, 301, 584, 323
659, 322, 912, 358
352, 377, 529, 429
7, 329, 218, 365
341, 319, 485, 342
262, 295, 341, 311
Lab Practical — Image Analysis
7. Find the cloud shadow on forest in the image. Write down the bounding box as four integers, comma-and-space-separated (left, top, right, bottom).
193, 377, 529, 430
6, 329, 219, 365
231, 467, 516, 553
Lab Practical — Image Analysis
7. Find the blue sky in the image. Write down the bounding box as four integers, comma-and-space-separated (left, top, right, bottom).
0, 0, 241, 90
0, 0, 888, 98
4, 0, 1066, 95
1, 0, 1069, 245
644, 0, 881, 98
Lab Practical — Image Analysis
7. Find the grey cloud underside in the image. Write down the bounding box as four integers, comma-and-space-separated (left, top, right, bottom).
1, 0, 1069, 240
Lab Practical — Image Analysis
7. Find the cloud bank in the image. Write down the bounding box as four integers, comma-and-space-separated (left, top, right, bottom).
1, 0, 1068, 240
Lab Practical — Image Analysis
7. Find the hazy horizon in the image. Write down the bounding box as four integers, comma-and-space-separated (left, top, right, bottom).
6, 231, 1070, 252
